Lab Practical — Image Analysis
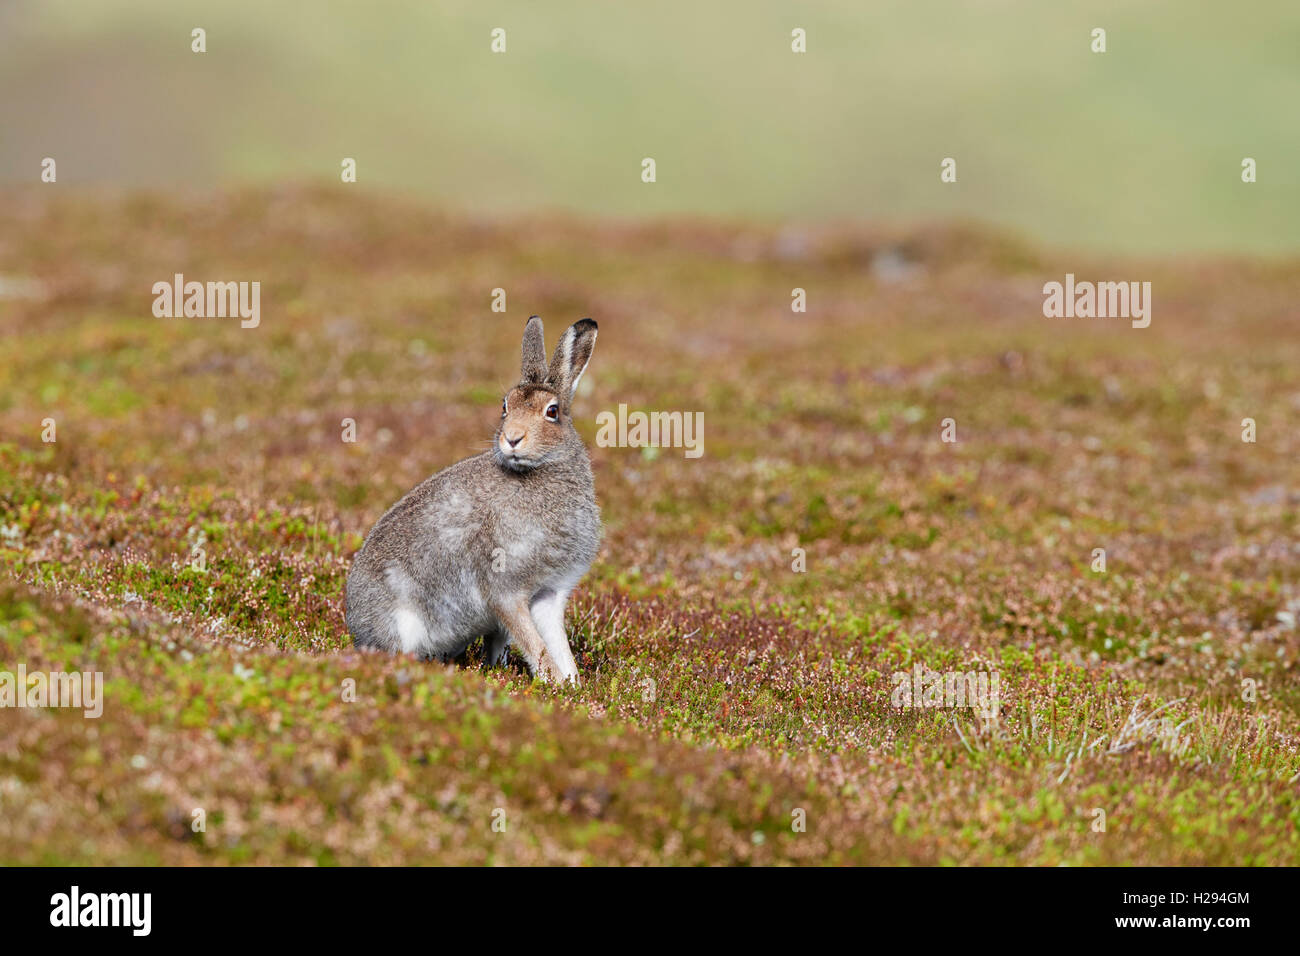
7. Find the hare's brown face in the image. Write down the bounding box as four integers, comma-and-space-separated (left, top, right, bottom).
495, 385, 566, 471
496, 314, 596, 472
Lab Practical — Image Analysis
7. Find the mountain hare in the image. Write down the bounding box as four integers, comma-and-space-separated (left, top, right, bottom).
346, 316, 601, 683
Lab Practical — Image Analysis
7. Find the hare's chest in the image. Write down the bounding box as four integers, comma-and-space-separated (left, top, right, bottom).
507, 507, 598, 579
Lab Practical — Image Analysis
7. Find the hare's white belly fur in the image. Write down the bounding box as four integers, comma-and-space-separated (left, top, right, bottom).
382, 564, 492, 656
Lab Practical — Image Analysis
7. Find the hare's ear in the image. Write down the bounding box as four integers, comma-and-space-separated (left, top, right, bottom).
547, 318, 597, 407
520, 315, 548, 384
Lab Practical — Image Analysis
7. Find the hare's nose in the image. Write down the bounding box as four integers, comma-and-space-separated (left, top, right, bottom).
505, 433, 524, 448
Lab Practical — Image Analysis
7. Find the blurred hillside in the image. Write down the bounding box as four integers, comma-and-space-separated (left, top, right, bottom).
1, 0, 1296, 255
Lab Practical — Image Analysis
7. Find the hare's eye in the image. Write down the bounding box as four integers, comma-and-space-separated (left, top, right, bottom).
545, 403, 559, 422
501, 400, 507, 417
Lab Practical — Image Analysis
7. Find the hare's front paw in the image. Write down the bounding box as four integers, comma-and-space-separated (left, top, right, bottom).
532, 655, 559, 684
530, 653, 580, 686
537, 657, 580, 686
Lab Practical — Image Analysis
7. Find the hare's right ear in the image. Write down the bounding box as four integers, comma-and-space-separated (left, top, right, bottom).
547, 318, 598, 409
520, 315, 548, 384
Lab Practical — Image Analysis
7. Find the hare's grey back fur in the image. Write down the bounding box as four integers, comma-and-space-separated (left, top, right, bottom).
345, 316, 600, 683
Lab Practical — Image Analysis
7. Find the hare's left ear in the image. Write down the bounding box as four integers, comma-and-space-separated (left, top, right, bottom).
520, 315, 548, 384
547, 318, 597, 408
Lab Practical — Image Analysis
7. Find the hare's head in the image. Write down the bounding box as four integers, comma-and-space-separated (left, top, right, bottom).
494, 315, 597, 472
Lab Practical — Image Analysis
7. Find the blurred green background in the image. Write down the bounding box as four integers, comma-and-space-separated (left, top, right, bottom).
1, 0, 1295, 254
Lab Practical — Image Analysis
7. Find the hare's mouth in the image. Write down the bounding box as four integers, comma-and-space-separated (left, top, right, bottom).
496, 449, 541, 472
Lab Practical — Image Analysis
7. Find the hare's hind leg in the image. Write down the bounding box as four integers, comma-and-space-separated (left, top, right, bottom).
491, 598, 556, 681
530, 588, 579, 684
483, 627, 510, 668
